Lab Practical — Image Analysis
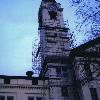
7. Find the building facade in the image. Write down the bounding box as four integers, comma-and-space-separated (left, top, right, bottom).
0, 0, 100, 100
0, 74, 49, 100
70, 37, 100, 100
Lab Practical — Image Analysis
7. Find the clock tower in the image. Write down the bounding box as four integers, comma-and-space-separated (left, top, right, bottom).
38, 0, 74, 100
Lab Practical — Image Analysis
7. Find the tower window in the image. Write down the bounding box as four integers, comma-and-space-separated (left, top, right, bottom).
90, 88, 98, 100
56, 67, 61, 75
61, 86, 69, 97
63, 73, 68, 77
48, 11, 57, 20
62, 67, 67, 72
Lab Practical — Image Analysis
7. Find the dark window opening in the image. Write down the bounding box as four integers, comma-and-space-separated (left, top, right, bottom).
28, 97, 34, 100
90, 88, 98, 100
48, 11, 57, 20
61, 59, 67, 64
4, 78, 10, 84
61, 86, 69, 97
62, 67, 67, 72
56, 67, 61, 75
62, 67, 68, 77
63, 73, 68, 77
0, 96, 5, 100
7, 96, 14, 100
32, 79, 38, 85
36, 97, 42, 100
46, 0, 56, 2
84, 62, 92, 81
54, 33, 57, 37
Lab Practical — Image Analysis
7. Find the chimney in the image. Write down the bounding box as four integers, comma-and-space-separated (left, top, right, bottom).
26, 71, 33, 78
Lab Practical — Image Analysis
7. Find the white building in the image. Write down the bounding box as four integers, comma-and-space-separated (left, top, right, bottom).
0, 72, 49, 100
0, 0, 100, 100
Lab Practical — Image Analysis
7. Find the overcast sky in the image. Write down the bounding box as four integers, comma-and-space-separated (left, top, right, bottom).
0, 0, 84, 76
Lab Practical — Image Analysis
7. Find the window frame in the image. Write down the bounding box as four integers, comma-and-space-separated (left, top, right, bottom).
48, 11, 57, 20
32, 79, 38, 85
28, 96, 34, 100
7, 96, 14, 100
4, 78, 10, 84
0, 95, 5, 100
61, 86, 69, 97
36, 97, 42, 100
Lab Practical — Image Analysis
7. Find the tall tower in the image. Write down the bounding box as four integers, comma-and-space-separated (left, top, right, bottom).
38, 0, 70, 65
38, 0, 74, 100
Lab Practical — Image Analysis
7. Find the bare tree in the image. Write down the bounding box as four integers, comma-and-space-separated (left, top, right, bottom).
69, 0, 100, 47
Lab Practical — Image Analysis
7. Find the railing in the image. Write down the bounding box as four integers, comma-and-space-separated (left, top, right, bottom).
0, 84, 48, 89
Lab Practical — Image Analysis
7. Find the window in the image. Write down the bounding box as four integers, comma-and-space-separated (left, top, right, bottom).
28, 97, 34, 100
62, 68, 68, 77
90, 88, 98, 100
32, 79, 38, 85
0, 96, 5, 100
56, 67, 61, 75
48, 11, 57, 20
36, 97, 42, 100
7, 96, 14, 100
63, 73, 68, 77
62, 67, 67, 72
61, 87, 69, 97
56, 67, 68, 77
4, 78, 10, 84
0, 96, 14, 100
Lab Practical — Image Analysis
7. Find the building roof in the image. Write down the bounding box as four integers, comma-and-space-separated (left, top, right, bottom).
0, 75, 48, 80
70, 37, 100, 58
